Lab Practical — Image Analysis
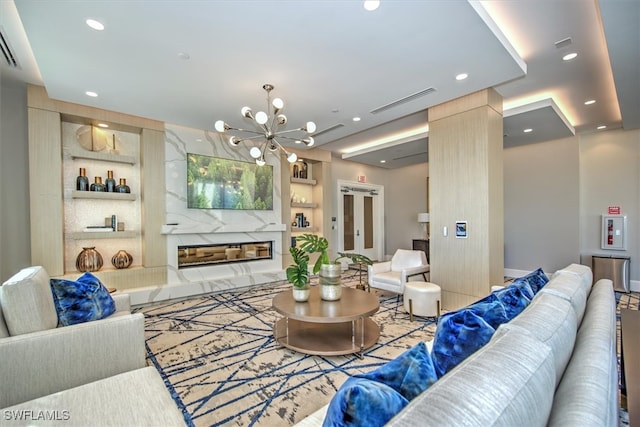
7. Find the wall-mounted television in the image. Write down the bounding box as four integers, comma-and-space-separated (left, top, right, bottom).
187, 153, 273, 210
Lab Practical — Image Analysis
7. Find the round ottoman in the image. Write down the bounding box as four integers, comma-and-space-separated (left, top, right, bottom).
403, 281, 441, 321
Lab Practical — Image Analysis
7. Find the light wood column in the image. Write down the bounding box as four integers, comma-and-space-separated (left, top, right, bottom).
140, 128, 167, 268
28, 107, 64, 276
428, 88, 504, 310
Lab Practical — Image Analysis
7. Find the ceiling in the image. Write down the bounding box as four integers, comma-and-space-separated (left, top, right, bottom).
1, 0, 638, 169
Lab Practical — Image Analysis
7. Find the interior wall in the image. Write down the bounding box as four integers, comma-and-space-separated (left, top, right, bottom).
385, 162, 429, 254
503, 136, 580, 273
579, 128, 640, 283
0, 81, 30, 282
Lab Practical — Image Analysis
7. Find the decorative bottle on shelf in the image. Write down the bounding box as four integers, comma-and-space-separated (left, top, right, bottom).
76, 247, 103, 272
105, 170, 116, 192
115, 178, 130, 193
76, 167, 89, 191
90, 176, 106, 192
111, 250, 133, 269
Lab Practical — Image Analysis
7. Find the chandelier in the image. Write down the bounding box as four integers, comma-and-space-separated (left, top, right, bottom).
214, 83, 316, 166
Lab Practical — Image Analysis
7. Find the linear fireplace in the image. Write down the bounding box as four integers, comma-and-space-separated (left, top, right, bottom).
178, 241, 273, 269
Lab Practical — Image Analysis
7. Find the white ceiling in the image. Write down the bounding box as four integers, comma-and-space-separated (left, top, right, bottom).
1, 0, 638, 169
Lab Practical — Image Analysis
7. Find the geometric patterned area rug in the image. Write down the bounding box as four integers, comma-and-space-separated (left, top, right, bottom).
136, 271, 438, 427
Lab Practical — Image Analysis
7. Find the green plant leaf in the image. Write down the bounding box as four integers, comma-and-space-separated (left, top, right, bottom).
335, 252, 373, 266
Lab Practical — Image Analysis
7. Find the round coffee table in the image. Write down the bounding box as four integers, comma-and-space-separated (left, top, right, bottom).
272, 286, 380, 357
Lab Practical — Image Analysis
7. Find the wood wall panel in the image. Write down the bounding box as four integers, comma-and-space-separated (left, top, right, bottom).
28, 107, 64, 276
140, 128, 167, 269
428, 89, 503, 311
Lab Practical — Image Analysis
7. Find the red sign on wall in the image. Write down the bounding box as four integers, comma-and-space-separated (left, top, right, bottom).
608, 206, 621, 215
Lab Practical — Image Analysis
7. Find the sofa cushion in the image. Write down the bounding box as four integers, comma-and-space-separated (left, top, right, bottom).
493, 292, 577, 385
323, 377, 408, 427
542, 269, 590, 324
552, 263, 593, 290
357, 341, 437, 401
2, 367, 186, 427
0, 303, 9, 338
431, 309, 496, 378
50, 272, 116, 326
547, 279, 618, 427
387, 330, 556, 427
492, 285, 531, 320
0, 266, 58, 336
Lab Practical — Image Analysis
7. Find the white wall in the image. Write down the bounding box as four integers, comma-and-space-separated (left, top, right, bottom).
579, 129, 640, 282
503, 137, 580, 273
0, 81, 30, 282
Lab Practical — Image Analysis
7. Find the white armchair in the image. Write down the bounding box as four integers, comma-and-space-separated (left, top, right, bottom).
367, 249, 430, 294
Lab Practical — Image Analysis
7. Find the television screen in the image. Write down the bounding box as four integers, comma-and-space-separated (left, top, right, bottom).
187, 153, 273, 210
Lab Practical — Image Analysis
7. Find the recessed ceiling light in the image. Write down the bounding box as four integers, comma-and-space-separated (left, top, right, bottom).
597, 125, 607, 130
352, 117, 361, 122
562, 52, 578, 61
97, 123, 109, 128
363, 1, 380, 11
455, 73, 468, 81
85, 19, 104, 31
177, 52, 190, 60
380, 160, 386, 163
523, 128, 533, 133
85, 91, 98, 97
584, 100, 596, 105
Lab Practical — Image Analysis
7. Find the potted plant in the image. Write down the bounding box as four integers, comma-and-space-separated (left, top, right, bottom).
286, 246, 311, 302
296, 233, 373, 301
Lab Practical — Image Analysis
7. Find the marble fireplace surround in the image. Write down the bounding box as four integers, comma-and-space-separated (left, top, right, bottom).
124, 124, 289, 305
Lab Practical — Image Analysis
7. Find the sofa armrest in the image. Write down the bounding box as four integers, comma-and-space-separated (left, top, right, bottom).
112, 293, 131, 313
0, 312, 146, 408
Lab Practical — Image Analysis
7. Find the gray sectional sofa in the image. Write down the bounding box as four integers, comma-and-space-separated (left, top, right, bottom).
0, 266, 185, 426
300, 263, 619, 426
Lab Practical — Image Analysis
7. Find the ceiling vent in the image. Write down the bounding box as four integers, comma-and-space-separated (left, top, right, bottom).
554, 37, 572, 49
0, 26, 19, 68
370, 87, 436, 114
312, 123, 344, 137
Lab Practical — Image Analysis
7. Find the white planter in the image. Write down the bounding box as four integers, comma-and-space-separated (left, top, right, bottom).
292, 285, 311, 302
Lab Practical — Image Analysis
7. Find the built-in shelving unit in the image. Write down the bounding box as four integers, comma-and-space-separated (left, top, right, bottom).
70, 147, 136, 165
71, 190, 136, 201
67, 231, 139, 240
281, 148, 332, 268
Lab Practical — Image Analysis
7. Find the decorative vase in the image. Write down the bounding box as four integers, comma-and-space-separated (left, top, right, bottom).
105, 170, 116, 192
76, 247, 103, 272
111, 250, 133, 269
319, 263, 342, 301
90, 176, 106, 192
292, 283, 311, 302
115, 178, 130, 193
76, 167, 89, 191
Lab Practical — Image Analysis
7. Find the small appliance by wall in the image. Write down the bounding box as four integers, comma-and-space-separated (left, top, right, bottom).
601, 214, 627, 250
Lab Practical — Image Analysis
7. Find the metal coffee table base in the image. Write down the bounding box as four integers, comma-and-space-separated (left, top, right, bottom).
274, 317, 379, 358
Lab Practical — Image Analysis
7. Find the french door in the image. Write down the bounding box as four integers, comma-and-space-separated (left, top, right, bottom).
337, 181, 384, 262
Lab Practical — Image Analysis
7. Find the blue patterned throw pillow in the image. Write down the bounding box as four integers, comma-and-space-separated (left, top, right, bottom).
519, 268, 549, 293
493, 285, 531, 321
50, 272, 116, 326
510, 278, 535, 300
466, 294, 509, 329
323, 377, 409, 427
431, 309, 496, 378
357, 341, 437, 401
